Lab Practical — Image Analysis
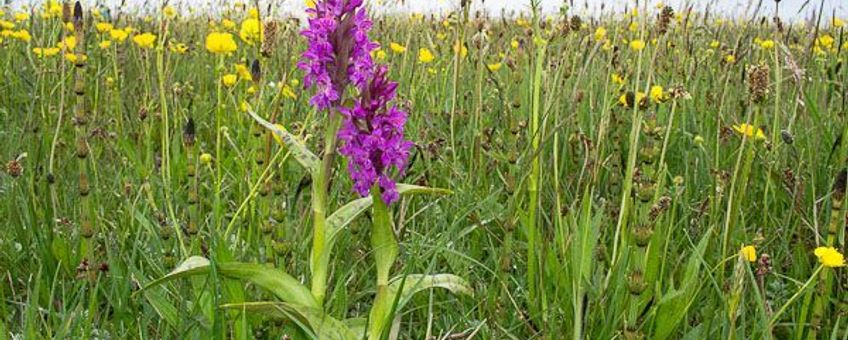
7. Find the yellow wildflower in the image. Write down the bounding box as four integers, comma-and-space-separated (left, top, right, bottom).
64, 53, 87, 64
629, 39, 645, 51
833, 17, 845, 28
221, 19, 236, 30
511, 39, 520, 49
222, 74, 238, 87
133, 33, 157, 49
487, 62, 502, 72
454, 41, 468, 57
281, 85, 297, 99
741, 245, 757, 263
248, 7, 259, 19
32, 47, 60, 57
235, 63, 252, 80
389, 42, 406, 54
205, 32, 237, 54
239, 18, 263, 45
0, 20, 14, 30
593, 27, 607, 41
96, 22, 113, 33
110, 29, 129, 43
758, 39, 775, 49
374, 49, 387, 61
732, 123, 766, 141
98, 40, 112, 49
170, 42, 188, 54
815, 247, 846, 268
710, 40, 720, 49
14, 12, 29, 22
163, 6, 177, 19
11, 29, 31, 42
724, 54, 736, 64
611, 73, 625, 86
649, 85, 667, 103
305, 0, 317, 9
418, 48, 435, 63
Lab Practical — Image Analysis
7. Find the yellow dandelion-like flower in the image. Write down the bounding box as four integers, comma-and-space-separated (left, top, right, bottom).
64, 53, 88, 63
305, 0, 317, 9
709, 40, 720, 49
724, 54, 736, 64
14, 12, 29, 22
374, 49, 387, 61
418, 48, 435, 63
163, 6, 177, 19
281, 85, 297, 100
32, 47, 60, 58
239, 18, 263, 45
454, 41, 468, 57
389, 42, 406, 54
732, 123, 766, 141
235, 63, 252, 80
650, 85, 667, 103
222, 74, 238, 87
758, 39, 775, 49
487, 62, 503, 72
594, 27, 607, 41
0, 20, 14, 30
629, 39, 646, 51
170, 42, 188, 54
611, 73, 625, 86
133, 33, 157, 49
248, 7, 260, 19
511, 39, 520, 49
814, 247, 846, 268
205, 32, 237, 54
96, 22, 114, 33
221, 19, 236, 30
11, 29, 31, 42
98, 40, 112, 49
816, 34, 835, 49
833, 17, 845, 28
110, 29, 129, 43
741, 245, 757, 263
58, 36, 76, 50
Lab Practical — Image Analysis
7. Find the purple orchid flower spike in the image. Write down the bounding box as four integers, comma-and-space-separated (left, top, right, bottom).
298, 0, 378, 111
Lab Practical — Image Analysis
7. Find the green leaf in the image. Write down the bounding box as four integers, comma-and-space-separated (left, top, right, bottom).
326, 184, 452, 241
388, 274, 474, 303
653, 228, 711, 340
247, 109, 319, 174
139, 256, 318, 309
142, 289, 180, 329
221, 302, 356, 340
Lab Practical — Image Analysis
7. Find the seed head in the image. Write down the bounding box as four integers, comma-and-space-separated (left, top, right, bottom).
747, 63, 770, 103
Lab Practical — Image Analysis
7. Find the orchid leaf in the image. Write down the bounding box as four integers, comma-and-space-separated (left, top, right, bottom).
220, 302, 356, 340
248, 109, 319, 174
139, 256, 318, 309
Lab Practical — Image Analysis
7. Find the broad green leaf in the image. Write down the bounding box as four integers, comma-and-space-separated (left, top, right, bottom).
139, 256, 318, 309
653, 228, 711, 340
388, 274, 474, 302
142, 289, 180, 329
247, 109, 319, 174
221, 302, 356, 340
326, 184, 452, 241
369, 273, 471, 339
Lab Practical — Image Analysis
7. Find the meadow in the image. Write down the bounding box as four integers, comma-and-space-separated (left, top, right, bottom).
0, 0, 847, 338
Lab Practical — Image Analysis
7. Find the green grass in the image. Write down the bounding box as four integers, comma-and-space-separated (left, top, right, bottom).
1, 1, 847, 339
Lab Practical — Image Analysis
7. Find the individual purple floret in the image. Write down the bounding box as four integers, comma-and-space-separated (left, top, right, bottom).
298, 0, 378, 110
338, 66, 413, 205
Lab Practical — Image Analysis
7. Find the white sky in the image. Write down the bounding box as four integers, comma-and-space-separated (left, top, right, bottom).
5, 0, 845, 21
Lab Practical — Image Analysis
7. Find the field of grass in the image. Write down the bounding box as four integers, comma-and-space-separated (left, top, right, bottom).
0, 0, 847, 338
